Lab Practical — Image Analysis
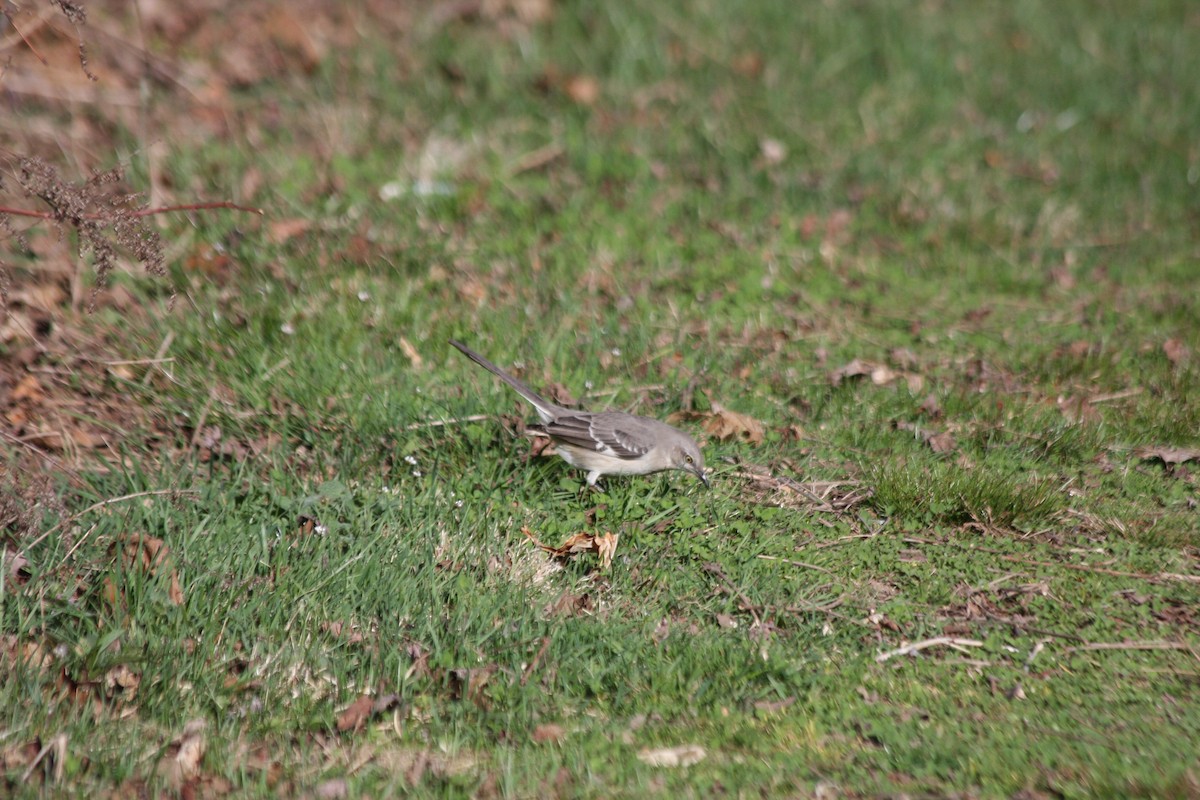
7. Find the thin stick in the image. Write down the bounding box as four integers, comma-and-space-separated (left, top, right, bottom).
756, 554, 832, 574
0, 430, 90, 489
521, 636, 552, 686
24, 489, 198, 552
0, 200, 263, 220
142, 330, 175, 386
875, 637, 984, 663
403, 414, 490, 431
189, 390, 217, 450
1064, 640, 1195, 654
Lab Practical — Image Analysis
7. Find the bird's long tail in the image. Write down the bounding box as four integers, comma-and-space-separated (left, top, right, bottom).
449, 340, 558, 422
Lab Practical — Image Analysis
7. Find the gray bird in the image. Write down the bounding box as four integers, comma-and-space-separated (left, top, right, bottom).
450, 340, 709, 488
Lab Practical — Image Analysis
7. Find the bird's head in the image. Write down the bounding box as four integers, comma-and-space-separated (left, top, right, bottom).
672, 437, 709, 488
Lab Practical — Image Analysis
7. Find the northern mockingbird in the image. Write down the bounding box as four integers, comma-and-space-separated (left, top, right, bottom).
450, 340, 709, 488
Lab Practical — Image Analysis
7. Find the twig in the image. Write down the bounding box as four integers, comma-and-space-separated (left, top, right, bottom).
142, 330, 175, 386
189, 389, 217, 451
0, 430, 90, 489
510, 144, 565, 175
756, 554, 832, 574
1064, 640, 1196, 654
0, 200, 263, 220
875, 637, 984, 663
702, 562, 762, 627
20, 733, 66, 784
521, 636, 552, 686
403, 414, 490, 431
24, 489, 199, 552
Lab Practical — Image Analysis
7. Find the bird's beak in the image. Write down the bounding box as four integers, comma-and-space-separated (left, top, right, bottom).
697, 469, 711, 489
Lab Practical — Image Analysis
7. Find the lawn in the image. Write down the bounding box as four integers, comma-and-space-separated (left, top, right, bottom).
2, 0, 1199, 797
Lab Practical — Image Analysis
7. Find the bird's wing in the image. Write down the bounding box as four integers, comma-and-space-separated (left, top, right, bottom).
540, 413, 654, 460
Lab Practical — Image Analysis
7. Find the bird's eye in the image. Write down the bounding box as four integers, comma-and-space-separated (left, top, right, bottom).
685, 455, 693, 464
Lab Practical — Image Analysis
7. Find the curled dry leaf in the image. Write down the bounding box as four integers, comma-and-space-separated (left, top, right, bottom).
895, 421, 957, 454
531, 723, 566, 744
1135, 446, 1200, 466
157, 720, 207, 789
637, 745, 706, 768
1163, 338, 1190, 366
336, 695, 376, 733
522, 527, 620, 570
103, 533, 184, 608
399, 336, 423, 368
669, 403, 764, 445
830, 358, 924, 392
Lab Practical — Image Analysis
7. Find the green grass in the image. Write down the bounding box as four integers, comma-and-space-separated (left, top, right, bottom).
4, 0, 1200, 796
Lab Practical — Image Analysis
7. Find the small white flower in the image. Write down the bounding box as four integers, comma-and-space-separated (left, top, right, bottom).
357, 290, 371, 302
611, 347, 621, 357
412, 470, 422, 477
404, 454, 419, 466
281, 322, 296, 335
315, 524, 328, 535
454, 499, 464, 508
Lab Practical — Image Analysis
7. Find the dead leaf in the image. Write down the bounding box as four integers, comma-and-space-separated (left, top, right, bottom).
11, 373, 45, 403
716, 613, 738, 630
523, 527, 620, 570
314, 779, 349, 800
1164, 339, 1190, 366
927, 431, 957, 454
1136, 447, 1200, 466
829, 358, 872, 386
918, 393, 942, 418
157, 720, 206, 789
1057, 394, 1101, 424
732, 52, 764, 78
399, 336, 423, 368
268, 218, 312, 244
336, 695, 375, 733
595, 531, 619, 570
760, 138, 786, 165
564, 75, 600, 105
752, 696, 796, 714
637, 745, 706, 768
104, 664, 141, 700
12, 284, 66, 312
669, 403, 764, 445
531, 723, 566, 744
103, 534, 184, 608
895, 421, 957, 454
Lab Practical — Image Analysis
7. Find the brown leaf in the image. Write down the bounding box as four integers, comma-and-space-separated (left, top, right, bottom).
1163, 338, 1190, 366
399, 336, 423, 368
918, 393, 942, 418
927, 431, 957, 454
733, 51, 764, 77
715, 613, 738, 630
564, 75, 600, 105
829, 358, 873, 386
268, 218, 312, 244
11, 373, 45, 403
531, 723, 566, 744
314, 778, 349, 800
1057, 394, 1101, 424
104, 533, 185, 608
637, 745, 706, 768
157, 720, 206, 789
752, 696, 796, 714
104, 664, 141, 700
522, 527, 620, 570
1136, 446, 1200, 466
595, 531, 619, 570
336, 695, 375, 733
